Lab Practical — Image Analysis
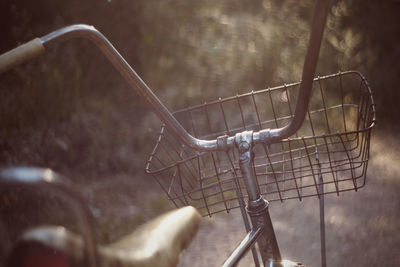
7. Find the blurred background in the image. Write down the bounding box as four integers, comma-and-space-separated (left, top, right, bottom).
0, 0, 399, 266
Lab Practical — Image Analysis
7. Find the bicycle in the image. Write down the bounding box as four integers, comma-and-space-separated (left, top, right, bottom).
0, 167, 202, 267
0, 0, 375, 266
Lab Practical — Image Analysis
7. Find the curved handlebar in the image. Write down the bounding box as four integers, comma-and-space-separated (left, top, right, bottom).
41, 25, 219, 152
267, 0, 330, 143
0, 0, 330, 151
0, 167, 98, 267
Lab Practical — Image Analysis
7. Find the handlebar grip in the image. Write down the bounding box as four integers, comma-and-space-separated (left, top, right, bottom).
0, 38, 45, 74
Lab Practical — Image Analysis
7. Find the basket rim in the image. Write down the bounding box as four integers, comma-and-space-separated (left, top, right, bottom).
145, 70, 376, 174
172, 70, 375, 121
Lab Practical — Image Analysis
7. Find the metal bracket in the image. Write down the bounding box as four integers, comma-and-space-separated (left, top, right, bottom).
235, 130, 254, 163
217, 134, 229, 151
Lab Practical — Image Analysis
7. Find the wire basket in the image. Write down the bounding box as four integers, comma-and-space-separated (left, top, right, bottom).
146, 71, 375, 217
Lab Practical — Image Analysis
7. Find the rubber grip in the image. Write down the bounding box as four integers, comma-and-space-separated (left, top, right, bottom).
0, 38, 45, 74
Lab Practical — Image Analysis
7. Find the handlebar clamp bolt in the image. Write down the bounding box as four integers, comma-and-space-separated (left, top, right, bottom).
238, 142, 250, 153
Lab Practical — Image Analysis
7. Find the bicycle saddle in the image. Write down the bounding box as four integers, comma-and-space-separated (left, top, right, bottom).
6, 206, 201, 267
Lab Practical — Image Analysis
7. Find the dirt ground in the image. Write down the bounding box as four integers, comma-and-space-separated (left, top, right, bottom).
1, 133, 398, 267
178, 134, 400, 267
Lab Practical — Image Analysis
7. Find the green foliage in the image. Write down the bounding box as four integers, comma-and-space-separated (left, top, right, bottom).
0, 0, 398, 261
335, 0, 400, 128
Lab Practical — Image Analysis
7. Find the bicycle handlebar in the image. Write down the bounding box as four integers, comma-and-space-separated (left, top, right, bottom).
266, 0, 330, 143
0, 0, 330, 151
42, 25, 219, 152
0, 38, 44, 74
0, 167, 97, 267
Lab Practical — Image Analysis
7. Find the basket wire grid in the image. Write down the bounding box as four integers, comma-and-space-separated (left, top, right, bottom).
146, 71, 375, 217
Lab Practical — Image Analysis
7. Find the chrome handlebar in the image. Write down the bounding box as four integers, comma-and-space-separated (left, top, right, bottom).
0, 0, 330, 151
41, 24, 219, 152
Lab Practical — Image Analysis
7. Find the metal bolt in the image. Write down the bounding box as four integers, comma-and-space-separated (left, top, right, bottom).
239, 141, 250, 152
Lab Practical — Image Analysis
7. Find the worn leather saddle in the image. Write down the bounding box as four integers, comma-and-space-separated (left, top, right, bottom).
6, 206, 201, 267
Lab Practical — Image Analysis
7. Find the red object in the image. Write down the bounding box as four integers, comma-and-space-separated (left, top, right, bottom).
23, 246, 70, 267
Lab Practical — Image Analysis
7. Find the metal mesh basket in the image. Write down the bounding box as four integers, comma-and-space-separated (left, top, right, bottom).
146, 71, 375, 217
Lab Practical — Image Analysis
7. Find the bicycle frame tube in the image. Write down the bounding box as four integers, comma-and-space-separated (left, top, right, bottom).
222, 226, 264, 267
0, 167, 98, 267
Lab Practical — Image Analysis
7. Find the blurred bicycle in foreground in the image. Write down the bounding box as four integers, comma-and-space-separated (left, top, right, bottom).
0, 0, 375, 266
